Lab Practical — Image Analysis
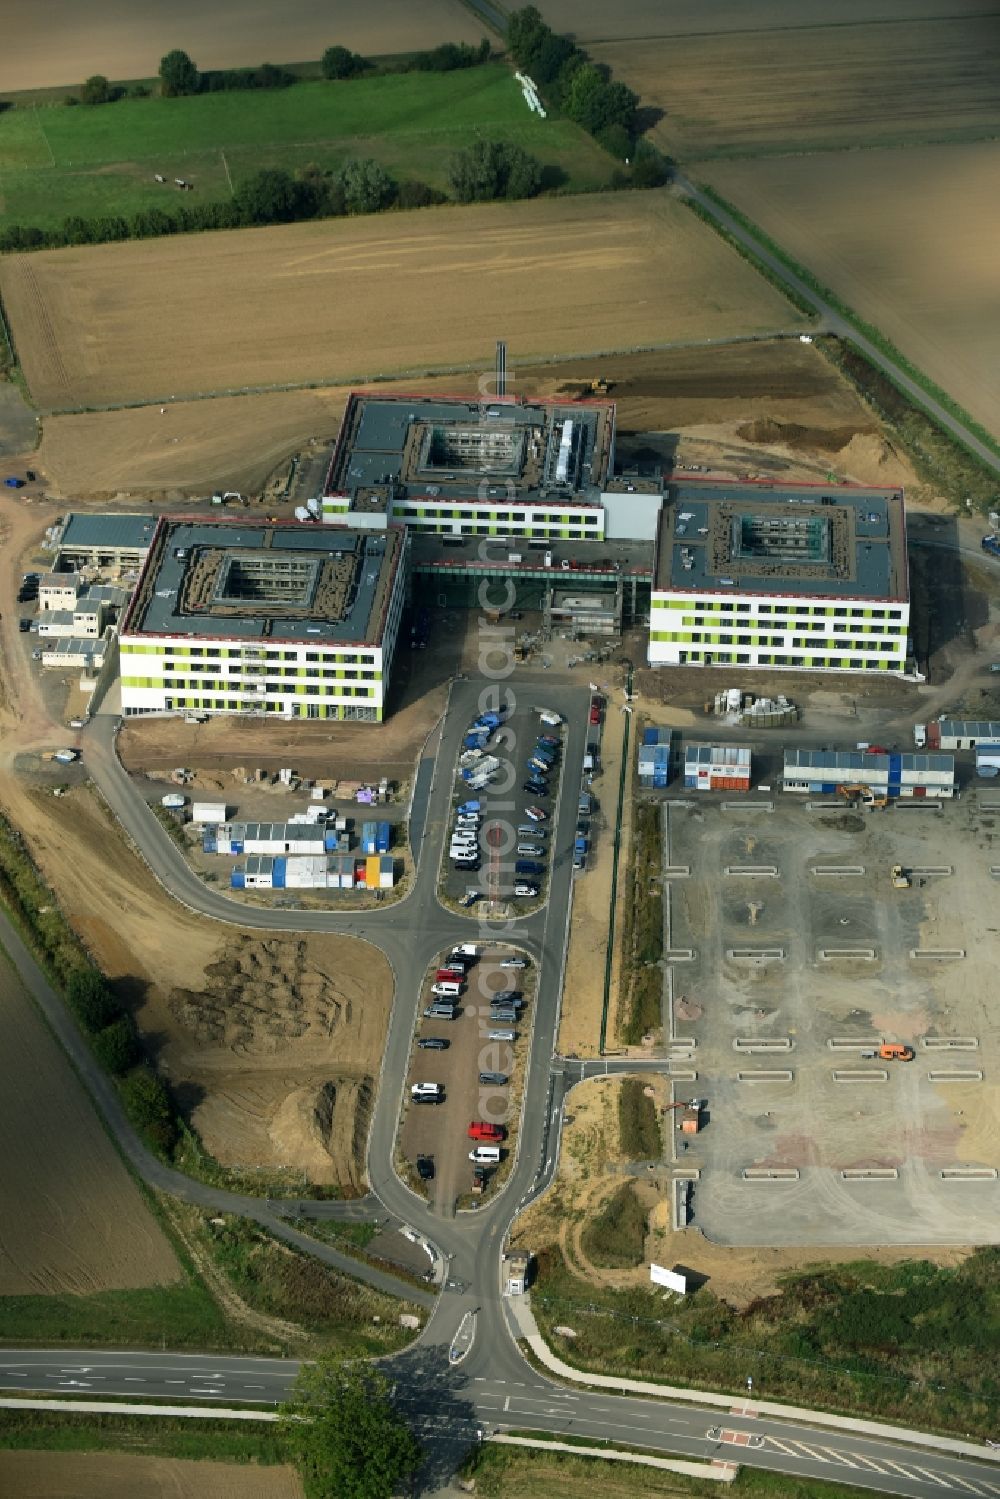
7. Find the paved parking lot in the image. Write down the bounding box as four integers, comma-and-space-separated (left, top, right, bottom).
663, 790, 1000, 1245
399, 947, 535, 1211
438, 698, 566, 910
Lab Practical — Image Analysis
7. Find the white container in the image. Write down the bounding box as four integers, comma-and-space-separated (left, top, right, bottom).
191, 803, 228, 825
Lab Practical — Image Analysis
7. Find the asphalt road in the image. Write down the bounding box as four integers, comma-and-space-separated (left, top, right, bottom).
3, 1348, 999, 1499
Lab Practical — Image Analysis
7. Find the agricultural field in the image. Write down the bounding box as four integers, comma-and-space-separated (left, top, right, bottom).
591, 13, 1000, 158
701, 142, 1000, 443
533, 0, 998, 41
0, 65, 613, 232
0, 930, 180, 1296
0, 190, 807, 409
0, 1451, 303, 1499
1, 0, 484, 94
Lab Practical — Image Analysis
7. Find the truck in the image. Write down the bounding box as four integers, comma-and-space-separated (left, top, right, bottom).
982, 534, 1000, 559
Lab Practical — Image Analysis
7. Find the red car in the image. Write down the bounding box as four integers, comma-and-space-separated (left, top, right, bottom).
467, 1120, 506, 1142
435, 968, 465, 983
589, 703, 602, 725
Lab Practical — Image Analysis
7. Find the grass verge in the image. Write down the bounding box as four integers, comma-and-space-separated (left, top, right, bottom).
579, 1182, 647, 1270
463, 1443, 902, 1499
619, 1077, 661, 1160
693, 181, 1000, 470
0, 1410, 288, 1463
618, 801, 663, 1045
529, 1245, 1000, 1438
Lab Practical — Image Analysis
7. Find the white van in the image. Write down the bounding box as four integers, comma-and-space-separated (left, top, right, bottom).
538, 709, 562, 727
468, 1146, 501, 1164
431, 981, 463, 997
411, 1083, 442, 1098
488, 1028, 516, 1042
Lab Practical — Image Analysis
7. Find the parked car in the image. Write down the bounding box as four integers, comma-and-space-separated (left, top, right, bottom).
479, 1071, 508, 1086
413, 1094, 444, 1105
522, 781, 548, 797
517, 843, 544, 857
18, 618, 30, 632
416, 1154, 434, 1180
418, 1037, 449, 1050
500, 957, 527, 969
525, 806, 547, 821
411, 1082, 442, 1097
467, 1120, 505, 1142
493, 990, 522, 1005
513, 883, 538, 898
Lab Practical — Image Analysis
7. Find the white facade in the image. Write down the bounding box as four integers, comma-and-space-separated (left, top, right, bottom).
120, 532, 408, 724
649, 588, 910, 675
39, 576, 81, 611
324, 491, 606, 542
782, 750, 955, 797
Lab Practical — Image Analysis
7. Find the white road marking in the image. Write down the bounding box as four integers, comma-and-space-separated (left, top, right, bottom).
882, 1459, 932, 1481
947, 1475, 989, 1495
503, 1396, 511, 1412
790, 1442, 831, 1462
849, 1453, 892, 1473
123, 1378, 145, 1383
764, 1436, 802, 1456
906, 1465, 953, 1489
820, 1446, 860, 1466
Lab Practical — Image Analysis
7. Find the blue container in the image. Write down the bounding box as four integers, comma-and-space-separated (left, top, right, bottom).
231, 870, 245, 888
203, 832, 217, 853
376, 821, 391, 853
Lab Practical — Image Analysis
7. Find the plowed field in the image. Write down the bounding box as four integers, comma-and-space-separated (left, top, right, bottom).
0, 1451, 303, 1499
534, 0, 998, 41
1, 0, 483, 93
0, 927, 180, 1295
0, 191, 806, 410
702, 142, 1000, 442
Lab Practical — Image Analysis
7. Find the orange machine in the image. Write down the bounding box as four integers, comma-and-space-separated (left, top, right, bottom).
879, 1043, 914, 1062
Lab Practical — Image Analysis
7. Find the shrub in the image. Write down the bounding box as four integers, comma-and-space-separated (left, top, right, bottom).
66, 968, 120, 1032
321, 45, 367, 80
395, 179, 446, 210
234, 167, 316, 225
339, 158, 396, 215
93, 1016, 139, 1076
81, 75, 112, 106
410, 40, 490, 72
159, 49, 200, 97
618, 1078, 661, 1160
581, 1182, 647, 1268
121, 1065, 178, 1154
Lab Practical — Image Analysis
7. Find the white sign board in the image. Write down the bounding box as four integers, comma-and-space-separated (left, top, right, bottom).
650, 1263, 687, 1295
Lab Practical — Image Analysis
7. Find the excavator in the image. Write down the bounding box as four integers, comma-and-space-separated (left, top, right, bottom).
837, 783, 889, 810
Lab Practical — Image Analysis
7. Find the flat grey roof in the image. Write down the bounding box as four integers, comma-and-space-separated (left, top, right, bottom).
784, 749, 953, 772
656, 483, 907, 601
327, 393, 614, 506
123, 518, 404, 645
58, 512, 159, 552
939, 719, 1000, 737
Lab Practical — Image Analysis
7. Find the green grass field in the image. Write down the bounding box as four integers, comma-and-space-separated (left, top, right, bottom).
0, 65, 614, 229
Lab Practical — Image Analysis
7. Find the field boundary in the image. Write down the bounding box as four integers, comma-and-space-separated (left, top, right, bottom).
692, 180, 1000, 466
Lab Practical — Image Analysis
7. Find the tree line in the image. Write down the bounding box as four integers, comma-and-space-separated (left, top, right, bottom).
506, 5, 640, 158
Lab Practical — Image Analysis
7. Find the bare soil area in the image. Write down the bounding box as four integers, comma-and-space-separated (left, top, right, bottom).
2, 784, 392, 1188
1, 0, 483, 93
702, 143, 1000, 442
0, 933, 180, 1295
595, 15, 1000, 158
0, 1450, 303, 1499
23, 338, 897, 504
0, 191, 805, 410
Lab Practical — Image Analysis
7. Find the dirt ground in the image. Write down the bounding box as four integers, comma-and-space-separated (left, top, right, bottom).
512, 1076, 971, 1307
20, 337, 910, 505
702, 144, 1000, 442
0, 1451, 303, 1499
0, 191, 805, 411
1, 0, 483, 93
594, 14, 1000, 158
2, 784, 393, 1188
0, 931, 180, 1294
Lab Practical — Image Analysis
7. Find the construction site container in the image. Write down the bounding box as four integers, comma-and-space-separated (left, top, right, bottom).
680, 1105, 701, 1134
782, 748, 955, 798
286, 855, 329, 889
360, 821, 378, 855
975, 744, 1000, 773
379, 855, 394, 888
364, 855, 380, 888
192, 802, 228, 824
376, 821, 391, 853
933, 718, 1000, 751
683, 743, 751, 792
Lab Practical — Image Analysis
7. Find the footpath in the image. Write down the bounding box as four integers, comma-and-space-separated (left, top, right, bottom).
507, 1295, 999, 1464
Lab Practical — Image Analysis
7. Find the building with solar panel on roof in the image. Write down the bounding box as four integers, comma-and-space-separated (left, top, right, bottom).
119, 517, 408, 721
649, 482, 910, 675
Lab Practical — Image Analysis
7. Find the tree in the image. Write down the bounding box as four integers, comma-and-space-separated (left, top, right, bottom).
94, 1017, 139, 1076
506, 6, 548, 67
449, 139, 542, 203
81, 74, 111, 105
66, 967, 120, 1031
234, 167, 315, 225
282, 1355, 421, 1499
121, 1065, 177, 1154
159, 49, 200, 97
321, 45, 365, 80
339, 158, 395, 215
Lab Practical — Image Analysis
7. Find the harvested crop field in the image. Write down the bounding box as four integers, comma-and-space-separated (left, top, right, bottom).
701, 142, 1000, 442
535, 0, 997, 41
0, 191, 806, 410
0, 924, 180, 1295
1, 0, 483, 93
593, 14, 1000, 158
4, 784, 393, 1188
0, 1451, 302, 1499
